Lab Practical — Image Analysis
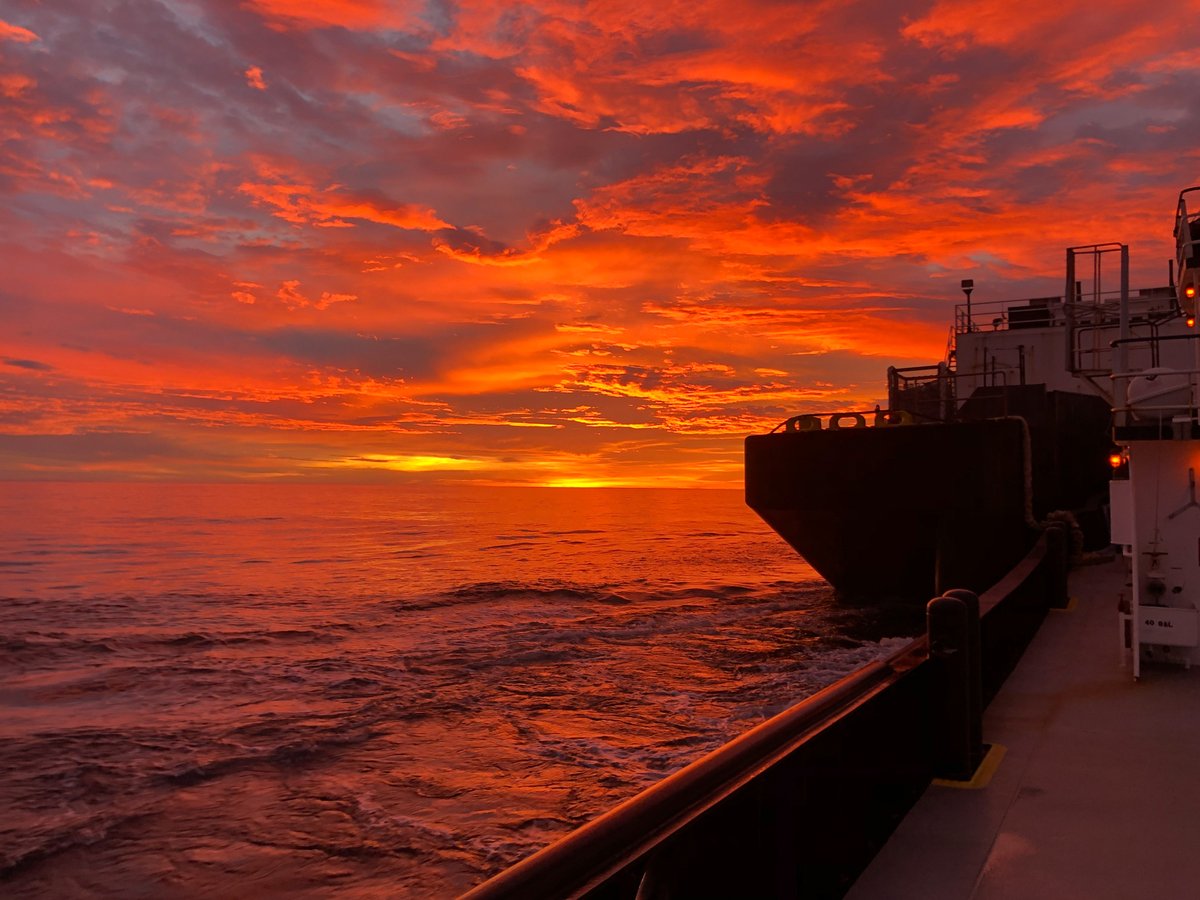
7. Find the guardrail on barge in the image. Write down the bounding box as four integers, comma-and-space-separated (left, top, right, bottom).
463, 526, 1068, 900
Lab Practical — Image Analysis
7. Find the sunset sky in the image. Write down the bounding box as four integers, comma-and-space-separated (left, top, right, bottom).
3, 1, 1199, 486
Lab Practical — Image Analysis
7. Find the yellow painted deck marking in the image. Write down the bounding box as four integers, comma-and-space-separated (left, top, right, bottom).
932, 743, 1006, 790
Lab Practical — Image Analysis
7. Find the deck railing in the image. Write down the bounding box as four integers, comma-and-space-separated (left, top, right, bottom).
463, 527, 1069, 900
952, 288, 1176, 336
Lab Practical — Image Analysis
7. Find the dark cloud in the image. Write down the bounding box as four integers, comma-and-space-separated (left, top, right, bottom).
3, 358, 53, 371
256, 327, 439, 379
0, 430, 181, 462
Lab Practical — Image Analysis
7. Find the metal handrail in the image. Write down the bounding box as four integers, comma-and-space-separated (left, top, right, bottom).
978, 536, 1047, 616
891, 366, 1015, 390
461, 655, 907, 899
1109, 333, 1200, 348
1112, 405, 1200, 414
1075, 319, 1163, 371
952, 288, 1176, 335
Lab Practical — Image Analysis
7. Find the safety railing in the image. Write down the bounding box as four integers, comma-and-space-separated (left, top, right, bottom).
463, 526, 1069, 900
767, 407, 919, 433
886, 364, 955, 422
762, 378, 1045, 431
1175, 187, 1200, 289
1074, 320, 1161, 374
884, 365, 1025, 423
952, 288, 1176, 336
955, 296, 1060, 334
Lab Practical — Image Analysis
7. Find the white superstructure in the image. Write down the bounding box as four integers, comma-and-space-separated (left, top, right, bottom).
1111, 188, 1200, 678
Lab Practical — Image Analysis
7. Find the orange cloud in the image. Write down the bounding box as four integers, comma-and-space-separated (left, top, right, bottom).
902, 1, 1062, 51
0, 72, 35, 98
431, 0, 890, 136
245, 66, 267, 90
239, 179, 450, 231
0, 19, 38, 42
274, 280, 358, 311
242, 0, 423, 30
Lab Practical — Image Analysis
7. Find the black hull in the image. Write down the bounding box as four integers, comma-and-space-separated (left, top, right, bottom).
746, 384, 1115, 603
956, 386, 1113, 544
746, 418, 1033, 602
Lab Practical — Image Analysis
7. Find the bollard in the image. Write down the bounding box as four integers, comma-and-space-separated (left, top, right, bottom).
927, 592, 984, 781
1043, 522, 1069, 608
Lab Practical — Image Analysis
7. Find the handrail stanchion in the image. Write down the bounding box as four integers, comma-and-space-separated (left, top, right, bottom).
941, 589, 983, 758
1043, 522, 1069, 608
927, 592, 983, 781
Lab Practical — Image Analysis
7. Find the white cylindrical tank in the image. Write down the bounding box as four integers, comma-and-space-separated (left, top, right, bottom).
1127, 367, 1193, 421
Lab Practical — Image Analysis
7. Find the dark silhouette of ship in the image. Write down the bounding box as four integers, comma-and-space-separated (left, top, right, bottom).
745, 388, 1113, 602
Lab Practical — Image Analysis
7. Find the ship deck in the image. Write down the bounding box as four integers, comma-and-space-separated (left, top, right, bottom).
847, 554, 1200, 899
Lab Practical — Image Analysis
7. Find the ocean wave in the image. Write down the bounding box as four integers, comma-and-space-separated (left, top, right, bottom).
163, 725, 379, 786
1, 634, 119, 659
152, 626, 356, 649
390, 579, 825, 615
0, 808, 150, 877
448, 582, 597, 602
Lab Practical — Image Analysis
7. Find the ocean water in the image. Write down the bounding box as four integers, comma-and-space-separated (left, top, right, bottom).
0, 483, 921, 897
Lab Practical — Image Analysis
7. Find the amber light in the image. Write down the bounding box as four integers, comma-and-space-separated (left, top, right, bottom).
1188, 316, 1196, 328
1109, 453, 1123, 468
1187, 285, 1197, 299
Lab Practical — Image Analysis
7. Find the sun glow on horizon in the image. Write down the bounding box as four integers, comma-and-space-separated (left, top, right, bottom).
539, 477, 637, 489
323, 454, 492, 472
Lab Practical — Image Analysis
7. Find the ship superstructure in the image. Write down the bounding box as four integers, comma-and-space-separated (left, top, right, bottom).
1111, 188, 1200, 678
